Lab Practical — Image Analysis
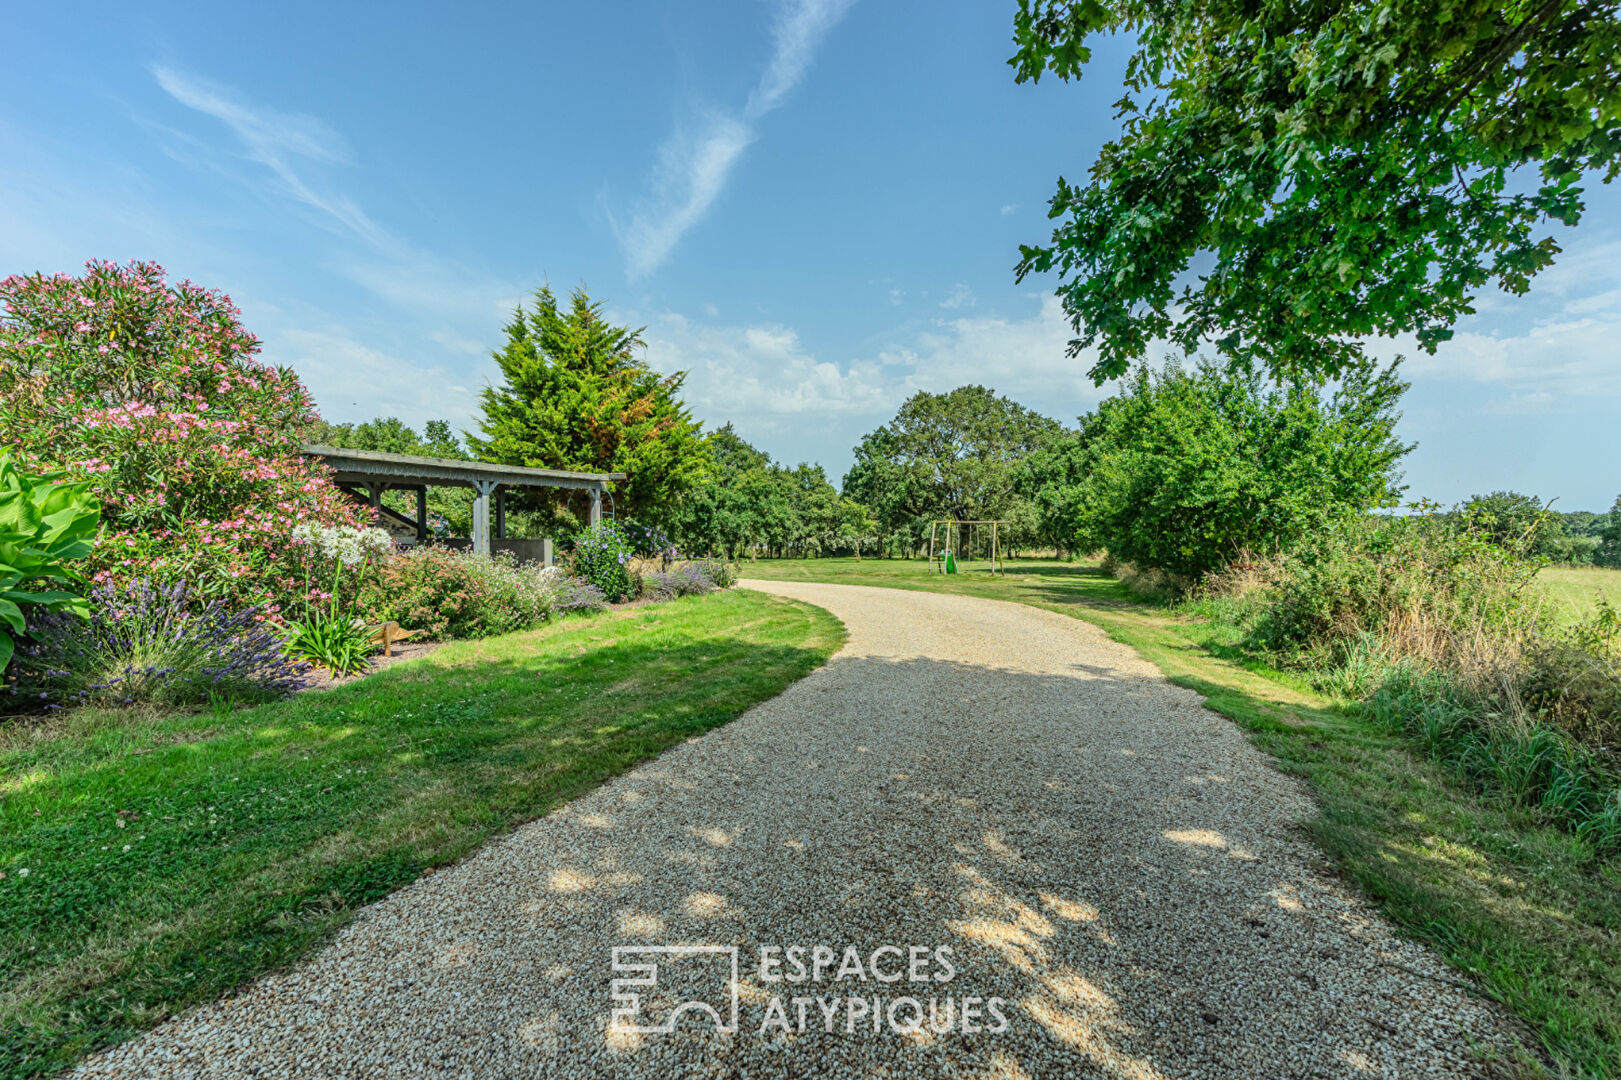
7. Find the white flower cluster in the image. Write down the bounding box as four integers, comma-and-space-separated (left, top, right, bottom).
293, 523, 394, 566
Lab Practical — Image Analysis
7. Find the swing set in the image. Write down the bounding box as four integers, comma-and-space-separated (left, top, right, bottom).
927, 519, 1005, 575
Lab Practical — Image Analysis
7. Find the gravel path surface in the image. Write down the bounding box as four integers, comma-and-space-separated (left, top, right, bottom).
75, 581, 1519, 1079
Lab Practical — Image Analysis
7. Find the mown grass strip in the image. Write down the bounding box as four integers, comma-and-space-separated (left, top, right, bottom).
0, 589, 844, 1079
742, 558, 1621, 1079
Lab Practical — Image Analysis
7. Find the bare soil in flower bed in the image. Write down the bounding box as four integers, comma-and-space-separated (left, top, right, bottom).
295, 640, 446, 692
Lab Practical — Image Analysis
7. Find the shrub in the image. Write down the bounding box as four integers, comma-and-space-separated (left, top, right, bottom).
0, 453, 101, 672
622, 521, 677, 560
359, 547, 562, 640
568, 522, 635, 602
1023, 357, 1410, 582
1243, 509, 1544, 676
0, 260, 369, 614
1198, 508, 1621, 858
6, 580, 307, 710
698, 558, 737, 589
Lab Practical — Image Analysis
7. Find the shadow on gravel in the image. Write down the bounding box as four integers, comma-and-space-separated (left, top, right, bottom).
502, 652, 1513, 1079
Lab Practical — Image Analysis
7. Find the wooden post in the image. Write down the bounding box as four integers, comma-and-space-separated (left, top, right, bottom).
588, 486, 602, 526
415, 487, 427, 545
495, 486, 506, 540
472, 479, 497, 555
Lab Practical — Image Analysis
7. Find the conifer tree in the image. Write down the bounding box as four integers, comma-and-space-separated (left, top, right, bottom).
469, 286, 708, 518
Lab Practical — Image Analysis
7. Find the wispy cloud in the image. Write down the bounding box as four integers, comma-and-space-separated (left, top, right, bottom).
1371, 238, 1621, 404
152, 65, 391, 247
613, 0, 856, 278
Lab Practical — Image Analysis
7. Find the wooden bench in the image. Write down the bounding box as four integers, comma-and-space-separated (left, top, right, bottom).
366, 621, 416, 657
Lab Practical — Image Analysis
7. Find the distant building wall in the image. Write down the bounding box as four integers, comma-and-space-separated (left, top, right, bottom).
430, 537, 554, 567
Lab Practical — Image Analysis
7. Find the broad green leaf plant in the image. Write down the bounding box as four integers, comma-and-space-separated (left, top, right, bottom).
0, 453, 101, 671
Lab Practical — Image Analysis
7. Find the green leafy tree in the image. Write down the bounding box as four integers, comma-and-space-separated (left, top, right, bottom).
1598, 496, 1621, 567
1010, 1, 1621, 383
843, 386, 1062, 552
1025, 359, 1411, 580
669, 425, 876, 559
1461, 490, 1569, 558
470, 286, 709, 518
307, 416, 469, 460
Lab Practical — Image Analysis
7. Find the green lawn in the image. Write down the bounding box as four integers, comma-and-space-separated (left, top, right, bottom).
0, 589, 843, 1080
1540, 565, 1621, 622
742, 557, 1621, 1079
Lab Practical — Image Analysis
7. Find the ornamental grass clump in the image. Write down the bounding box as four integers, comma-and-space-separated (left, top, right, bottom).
5, 580, 307, 710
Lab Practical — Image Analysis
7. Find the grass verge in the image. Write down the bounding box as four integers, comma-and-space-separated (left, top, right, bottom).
743, 557, 1621, 1079
0, 589, 843, 1079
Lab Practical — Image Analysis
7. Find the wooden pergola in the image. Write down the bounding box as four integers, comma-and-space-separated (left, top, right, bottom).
302, 444, 625, 556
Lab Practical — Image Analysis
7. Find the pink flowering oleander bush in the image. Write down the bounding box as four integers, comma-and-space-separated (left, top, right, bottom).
0, 259, 369, 614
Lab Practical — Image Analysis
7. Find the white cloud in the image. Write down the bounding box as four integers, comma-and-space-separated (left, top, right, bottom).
1376, 241, 1621, 405
1000, 203, 1018, 216
270, 327, 484, 428
884, 295, 1110, 414
613, 0, 856, 278
631, 292, 1109, 463
150, 66, 528, 354
639, 311, 892, 423
939, 283, 974, 309
153, 65, 391, 247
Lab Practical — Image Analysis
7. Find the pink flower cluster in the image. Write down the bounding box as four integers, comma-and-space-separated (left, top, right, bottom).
1, 259, 370, 612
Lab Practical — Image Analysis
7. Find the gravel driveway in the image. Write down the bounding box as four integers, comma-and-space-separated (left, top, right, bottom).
75, 581, 1518, 1079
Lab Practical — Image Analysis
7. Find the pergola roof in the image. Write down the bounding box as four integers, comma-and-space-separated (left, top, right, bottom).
301, 444, 625, 492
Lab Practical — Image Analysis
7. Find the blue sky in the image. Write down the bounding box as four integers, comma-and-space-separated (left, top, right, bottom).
4, 1, 1619, 509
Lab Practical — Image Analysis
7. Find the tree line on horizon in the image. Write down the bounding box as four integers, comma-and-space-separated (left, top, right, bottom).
310, 284, 1621, 572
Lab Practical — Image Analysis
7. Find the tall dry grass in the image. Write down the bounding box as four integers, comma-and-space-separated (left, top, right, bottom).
1190, 512, 1621, 856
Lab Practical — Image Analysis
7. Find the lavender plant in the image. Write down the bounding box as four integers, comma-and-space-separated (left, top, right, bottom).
546, 574, 608, 615
641, 562, 721, 602
5, 580, 307, 710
